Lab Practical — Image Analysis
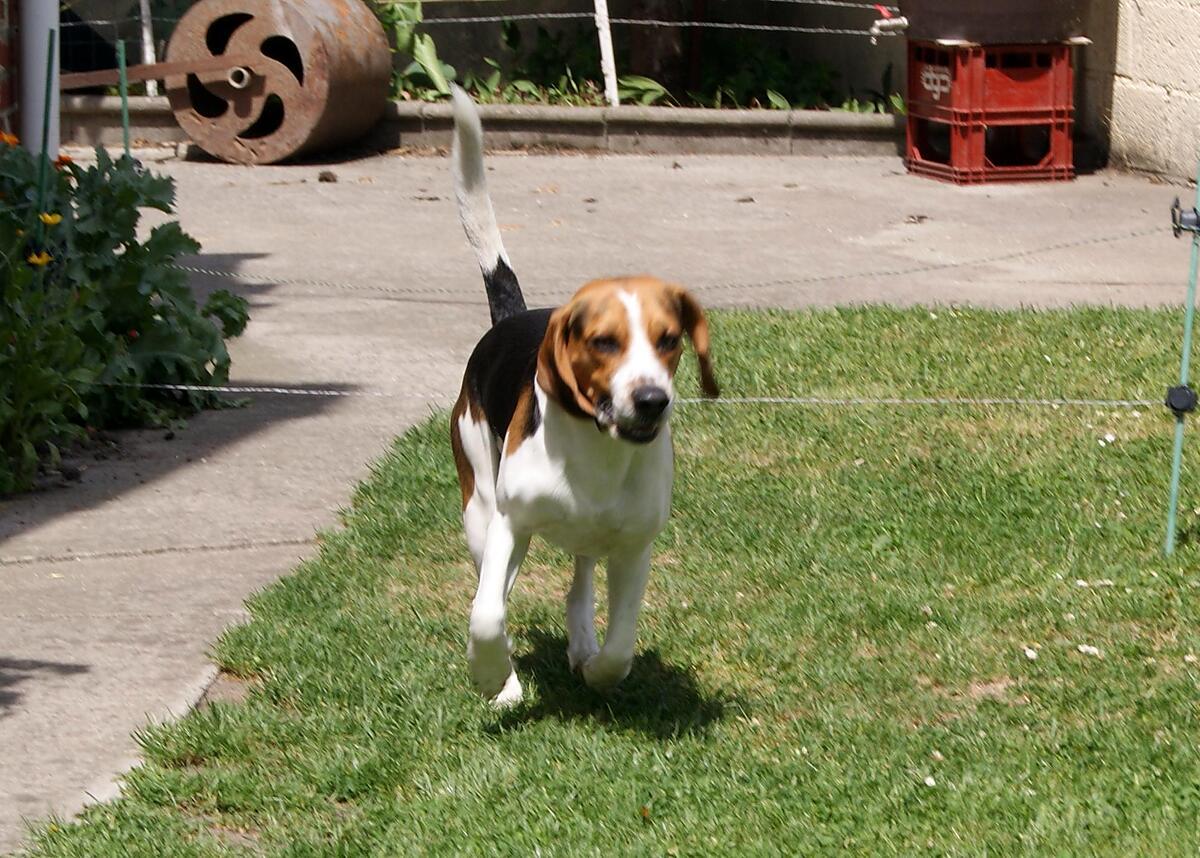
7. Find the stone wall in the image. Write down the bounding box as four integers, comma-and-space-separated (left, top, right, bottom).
1082, 0, 1200, 180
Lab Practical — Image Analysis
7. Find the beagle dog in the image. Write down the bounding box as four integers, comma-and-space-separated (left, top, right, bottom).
448, 88, 719, 707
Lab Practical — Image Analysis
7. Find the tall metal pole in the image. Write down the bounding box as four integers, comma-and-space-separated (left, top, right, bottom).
20, 0, 60, 157
138, 0, 159, 97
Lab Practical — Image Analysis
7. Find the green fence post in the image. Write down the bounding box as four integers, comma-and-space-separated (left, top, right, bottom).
1164, 170, 1200, 556
34, 29, 57, 222
116, 40, 132, 159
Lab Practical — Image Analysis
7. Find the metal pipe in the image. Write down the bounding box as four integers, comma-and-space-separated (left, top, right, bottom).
138, 0, 159, 97
226, 67, 252, 90
20, 0, 59, 157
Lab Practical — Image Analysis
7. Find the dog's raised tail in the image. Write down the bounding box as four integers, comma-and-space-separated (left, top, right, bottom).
451, 86, 526, 326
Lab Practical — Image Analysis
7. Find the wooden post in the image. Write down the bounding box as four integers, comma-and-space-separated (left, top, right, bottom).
593, 0, 619, 107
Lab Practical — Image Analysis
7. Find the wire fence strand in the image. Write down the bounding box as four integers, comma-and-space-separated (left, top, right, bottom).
609, 18, 890, 36
690, 227, 1163, 295
415, 0, 896, 5
760, 0, 897, 8
93, 381, 1160, 412
420, 11, 596, 25
171, 225, 1163, 303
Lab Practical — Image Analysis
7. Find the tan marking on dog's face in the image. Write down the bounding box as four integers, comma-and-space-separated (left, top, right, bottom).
537, 276, 719, 439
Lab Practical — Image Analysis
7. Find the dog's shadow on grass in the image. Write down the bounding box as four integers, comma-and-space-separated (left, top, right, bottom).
495, 628, 731, 739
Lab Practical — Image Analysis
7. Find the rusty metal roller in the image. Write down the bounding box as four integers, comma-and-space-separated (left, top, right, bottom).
164, 0, 391, 164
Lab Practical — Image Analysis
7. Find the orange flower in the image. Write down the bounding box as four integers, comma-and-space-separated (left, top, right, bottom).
54, 153, 73, 168
0, 131, 19, 146
26, 251, 52, 267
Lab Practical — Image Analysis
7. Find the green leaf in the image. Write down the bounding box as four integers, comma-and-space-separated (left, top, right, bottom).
412, 34, 450, 95
766, 89, 790, 111
618, 75, 668, 106
203, 290, 250, 338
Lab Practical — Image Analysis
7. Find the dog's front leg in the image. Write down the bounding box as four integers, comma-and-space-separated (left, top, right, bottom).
582, 545, 652, 692
468, 514, 529, 706
566, 555, 599, 671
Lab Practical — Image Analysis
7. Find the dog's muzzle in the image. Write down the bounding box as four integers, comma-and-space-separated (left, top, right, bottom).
597, 388, 670, 444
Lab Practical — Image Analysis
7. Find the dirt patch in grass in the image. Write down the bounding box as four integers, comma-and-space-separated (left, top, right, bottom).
197, 671, 255, 709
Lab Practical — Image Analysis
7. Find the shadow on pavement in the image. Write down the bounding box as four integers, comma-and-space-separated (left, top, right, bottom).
0, 658, 91, 718
183, 251, 492, 312
0, 252, 343, 544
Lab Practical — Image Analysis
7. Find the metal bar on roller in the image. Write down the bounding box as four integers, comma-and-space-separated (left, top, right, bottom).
60, 54, 259, 91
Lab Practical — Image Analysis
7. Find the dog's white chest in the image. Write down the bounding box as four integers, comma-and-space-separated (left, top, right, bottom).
497, 404, 673, 556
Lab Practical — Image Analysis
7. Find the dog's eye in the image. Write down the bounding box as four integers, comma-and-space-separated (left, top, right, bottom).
657, 333, 681, 353
589, 335, 620, 354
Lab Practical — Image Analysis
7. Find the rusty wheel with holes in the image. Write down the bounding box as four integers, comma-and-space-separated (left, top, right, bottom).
164, 0, 391, 164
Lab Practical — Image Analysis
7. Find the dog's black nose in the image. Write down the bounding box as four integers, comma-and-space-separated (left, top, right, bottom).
632, 386, 670, 419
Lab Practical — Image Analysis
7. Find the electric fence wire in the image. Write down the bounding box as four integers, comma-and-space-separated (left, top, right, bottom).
417, 13, 894, 35
608, 19, 893, 36
89, 382, 1159, 411
171, 224, 1162, 303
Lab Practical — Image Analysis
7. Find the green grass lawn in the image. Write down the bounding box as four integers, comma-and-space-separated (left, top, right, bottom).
29, 307, 1200, 856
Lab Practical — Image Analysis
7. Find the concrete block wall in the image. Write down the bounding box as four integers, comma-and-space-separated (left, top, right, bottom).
0, 0, 15, 134
1083, 0, 1200, 180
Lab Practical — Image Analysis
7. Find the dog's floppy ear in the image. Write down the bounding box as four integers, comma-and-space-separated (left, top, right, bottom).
537, 304, 597, 417
674, 286, 719, 398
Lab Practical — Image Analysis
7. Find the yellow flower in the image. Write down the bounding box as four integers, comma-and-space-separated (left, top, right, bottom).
26, 251, 52, 267
0, 131, 18, 146
39, 212, 63, 226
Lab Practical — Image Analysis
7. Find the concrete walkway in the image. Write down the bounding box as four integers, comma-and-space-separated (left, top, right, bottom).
0, 148, 1190, 853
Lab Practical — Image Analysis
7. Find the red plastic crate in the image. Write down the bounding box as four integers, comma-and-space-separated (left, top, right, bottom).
908, 42, 1074, 123
907, 117, 1073, 184
905, 40, 1075, 184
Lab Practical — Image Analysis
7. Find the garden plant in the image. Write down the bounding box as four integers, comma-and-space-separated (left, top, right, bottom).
0, 136, 248, 494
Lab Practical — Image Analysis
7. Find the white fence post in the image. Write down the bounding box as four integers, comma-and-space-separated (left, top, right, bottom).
593, 0, 619, 107
139, 0, 159, 96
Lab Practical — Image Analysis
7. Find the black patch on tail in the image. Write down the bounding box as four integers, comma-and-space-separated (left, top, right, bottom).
484, 259, 527, 326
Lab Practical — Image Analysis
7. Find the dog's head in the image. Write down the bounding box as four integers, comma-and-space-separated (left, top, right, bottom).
537, 276, 719, 443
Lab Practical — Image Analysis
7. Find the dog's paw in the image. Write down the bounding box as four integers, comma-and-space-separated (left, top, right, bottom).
581, 652, 632, 693
567, 637, 600, 672
468, 634, 514, 700
490, 671, 524, 709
